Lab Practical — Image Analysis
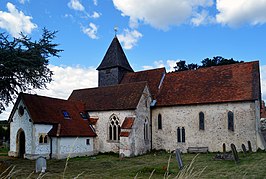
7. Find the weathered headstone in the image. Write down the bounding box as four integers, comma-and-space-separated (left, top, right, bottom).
248, 141, 252, 153
231, 144, 239, 164
222, 143, 226, 154
36, 156, 46, 173
175, 148, 183, 170
241, 144, 247, 155
119, 153, 125, 160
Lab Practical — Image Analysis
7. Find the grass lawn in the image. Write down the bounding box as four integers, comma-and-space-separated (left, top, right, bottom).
0, 150, 266, 178
0, 147, 8, 156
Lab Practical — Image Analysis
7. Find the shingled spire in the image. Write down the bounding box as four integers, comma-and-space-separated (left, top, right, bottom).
97, 36, 134, 87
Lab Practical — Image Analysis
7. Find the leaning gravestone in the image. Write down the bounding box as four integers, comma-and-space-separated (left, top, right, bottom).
231, 144, 239, 164
36, 156, 46, 173
241, 144, 247, 155
248, 141, 252, 153
175, 148, 183, 170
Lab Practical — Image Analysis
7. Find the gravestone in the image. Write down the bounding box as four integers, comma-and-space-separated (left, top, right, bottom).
231, 144, 239, 164
175, 148, 183, 170
222, 143, 226, 154
36, 156, 46, 173
248, 141, 252, 152
241, 144, 247, 155
119, 153, 125, 160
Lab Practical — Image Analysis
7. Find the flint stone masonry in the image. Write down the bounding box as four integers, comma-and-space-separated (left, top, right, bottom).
51, 137, 94, 159
9, 101, 33, 158
90, 86, 151, 156
152, 101, 259, 153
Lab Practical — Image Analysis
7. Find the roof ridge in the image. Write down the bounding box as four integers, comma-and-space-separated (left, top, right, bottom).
71, 81, 147, 92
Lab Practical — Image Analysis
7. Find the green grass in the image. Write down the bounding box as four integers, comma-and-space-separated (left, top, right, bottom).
0, 147, 8, 156
1, 151, 266, 178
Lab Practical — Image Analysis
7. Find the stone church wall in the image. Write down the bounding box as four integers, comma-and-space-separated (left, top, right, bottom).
51, 137, 94, 159
32, 124, 53, 158
90, 86, 152, 156
133, 86, 152, 155
89, 110, 135, 153
152, 101, 259, 153
9, 101, 33, 158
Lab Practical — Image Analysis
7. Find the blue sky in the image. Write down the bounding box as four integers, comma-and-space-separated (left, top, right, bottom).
0, 0, 266, 120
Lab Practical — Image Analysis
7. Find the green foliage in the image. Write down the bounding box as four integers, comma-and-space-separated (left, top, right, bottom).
174, 56, 243, 72
0, 121, 9, 141
0, 28, 63, 113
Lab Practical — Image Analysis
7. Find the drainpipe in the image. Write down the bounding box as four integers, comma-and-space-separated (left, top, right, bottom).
49, 136, 52, 159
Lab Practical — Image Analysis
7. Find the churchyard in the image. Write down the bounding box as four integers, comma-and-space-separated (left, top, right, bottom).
0, 149, 266, 178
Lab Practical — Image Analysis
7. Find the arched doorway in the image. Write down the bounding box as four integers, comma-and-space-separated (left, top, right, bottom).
17, 129, 25, 158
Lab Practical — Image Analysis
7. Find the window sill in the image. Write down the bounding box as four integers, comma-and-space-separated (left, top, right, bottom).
107, 140, 120, 143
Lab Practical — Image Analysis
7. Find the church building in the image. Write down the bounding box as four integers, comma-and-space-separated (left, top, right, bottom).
8, 36, 265, 159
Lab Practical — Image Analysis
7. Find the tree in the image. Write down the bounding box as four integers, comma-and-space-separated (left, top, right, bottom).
201, 56, 243, 67
0, 28, 63, 113
173, 56, 243, 72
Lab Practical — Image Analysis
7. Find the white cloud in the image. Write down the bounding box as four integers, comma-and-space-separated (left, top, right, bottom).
166, 60, 178, 72
35, 65, 98, 99
91, 11, 101, 18
142, 60, 165, 70
82, 22, 99, 39
0, 65, 98, 121
113, 0, 214, 30
93, 0, 98, 6
216, 0, 266, 27
142, 60, 178, 72
18, 0, 29, 4
117, 29, 142, 50
191, 10, 215, 26
0, 3, 37, 37
68, 0, 85, 11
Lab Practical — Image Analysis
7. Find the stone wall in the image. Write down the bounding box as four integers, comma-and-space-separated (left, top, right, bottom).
90, 110, 135, 153
51, 137, 94, 159
9, 100, 33, 158
133, 85, 151, 155
91, 85, 152, 156
152, 101, 259, 152
33, 124, 53, 157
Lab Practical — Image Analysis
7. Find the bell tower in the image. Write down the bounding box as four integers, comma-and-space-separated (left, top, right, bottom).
96, 36, 134, 87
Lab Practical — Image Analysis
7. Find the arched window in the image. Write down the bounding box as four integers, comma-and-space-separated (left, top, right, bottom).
177, 127, 181, 142
39, 134, 48, 144
109, 115, 120, 141
199, 112, 205, 130
158, 114, 162, 130
228, 111, 234, 131
144, 119, 149, 140
177, 127, 185, 143
39, 135, 43, 143
181, 127, 185, 143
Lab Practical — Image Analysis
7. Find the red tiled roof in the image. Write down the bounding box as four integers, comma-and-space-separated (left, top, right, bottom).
120, 68, 166, 99
120, 131, 130, 137
14, 93, 96, 137
121, 117, 135, 129
156, 61, 260, 106
68, 82, 147, 111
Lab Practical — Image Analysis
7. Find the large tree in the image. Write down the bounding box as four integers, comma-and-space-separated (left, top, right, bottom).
0, 29, 62, 113
174, 56, 243, 72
